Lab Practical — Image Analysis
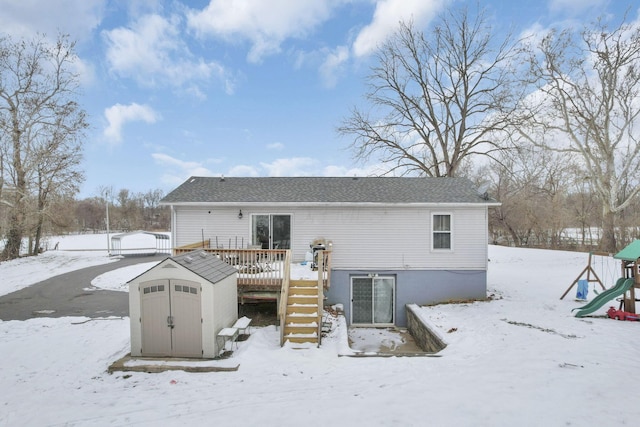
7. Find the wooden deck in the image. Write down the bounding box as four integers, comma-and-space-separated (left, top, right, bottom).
174, 243, 332, 299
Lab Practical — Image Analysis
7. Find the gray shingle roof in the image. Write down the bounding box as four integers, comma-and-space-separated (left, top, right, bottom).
171, 250, 237, 284
160, 176, 497, 205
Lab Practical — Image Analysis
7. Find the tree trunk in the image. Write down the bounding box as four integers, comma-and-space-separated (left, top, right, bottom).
1, 161, 26, 260
600, 207, 617, 253
32, 216, 43, 255
2, 207, 24, 260
502, 219, 521, 246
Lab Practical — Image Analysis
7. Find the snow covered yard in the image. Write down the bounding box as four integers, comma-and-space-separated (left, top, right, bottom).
1, 239, 639, 426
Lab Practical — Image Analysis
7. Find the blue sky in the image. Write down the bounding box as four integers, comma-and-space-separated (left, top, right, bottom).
0, 0, 634, 198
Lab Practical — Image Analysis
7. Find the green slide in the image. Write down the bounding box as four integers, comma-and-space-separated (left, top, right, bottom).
573, 277, 634, 317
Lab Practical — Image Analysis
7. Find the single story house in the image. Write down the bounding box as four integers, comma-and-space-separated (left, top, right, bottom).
160, 176, 499, 327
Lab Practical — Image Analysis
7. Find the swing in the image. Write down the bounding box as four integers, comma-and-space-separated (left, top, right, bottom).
559, 251, 609, 300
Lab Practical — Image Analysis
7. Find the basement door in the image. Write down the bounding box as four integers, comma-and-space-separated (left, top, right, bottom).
140, 279, 202, 358
350, 276, 395, 326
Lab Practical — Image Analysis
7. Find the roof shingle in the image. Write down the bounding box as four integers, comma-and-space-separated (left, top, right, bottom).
160, 176, 497, 205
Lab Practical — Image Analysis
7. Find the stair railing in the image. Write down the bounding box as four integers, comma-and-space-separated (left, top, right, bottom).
278, 250, 292, 346
316, 250, 325, 346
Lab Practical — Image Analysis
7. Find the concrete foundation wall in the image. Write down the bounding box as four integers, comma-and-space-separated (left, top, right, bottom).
406, 304, 447, 353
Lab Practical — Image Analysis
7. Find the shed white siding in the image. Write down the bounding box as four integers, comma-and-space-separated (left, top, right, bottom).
202, 273, 237, 356
129, 258, 238, 358
172, 205, 488, 271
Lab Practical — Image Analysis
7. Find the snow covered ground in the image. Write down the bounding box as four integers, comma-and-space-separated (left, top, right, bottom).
1, 235, 639, 426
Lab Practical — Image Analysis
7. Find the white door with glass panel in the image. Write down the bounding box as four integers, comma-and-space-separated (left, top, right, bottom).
350, 276, 395, 325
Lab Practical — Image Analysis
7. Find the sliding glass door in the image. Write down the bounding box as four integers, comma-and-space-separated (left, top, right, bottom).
251, 214, 291, 249
351, 276, 395, 325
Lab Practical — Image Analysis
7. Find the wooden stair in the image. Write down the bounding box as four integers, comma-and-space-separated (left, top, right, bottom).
283, 279, 321, 346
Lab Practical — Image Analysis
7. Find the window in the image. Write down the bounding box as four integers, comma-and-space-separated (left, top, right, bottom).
432, 213, 452, 250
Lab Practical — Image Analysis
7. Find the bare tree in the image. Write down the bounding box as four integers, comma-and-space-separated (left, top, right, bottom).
142, 189, 166, 229
516, 15, 640, 252
30, 125, 85, 254
75, 197, 105, 233
339, 6, 523, 177
482, 145, 573, 247
0, 34, 87, 260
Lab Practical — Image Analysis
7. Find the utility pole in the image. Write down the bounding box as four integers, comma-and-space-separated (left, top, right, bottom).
105, 192, 111, 256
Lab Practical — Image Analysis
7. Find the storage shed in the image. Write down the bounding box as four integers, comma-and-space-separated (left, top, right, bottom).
128, 250, 238, 358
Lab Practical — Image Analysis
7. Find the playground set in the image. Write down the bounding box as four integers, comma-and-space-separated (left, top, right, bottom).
561, 240, 640, 320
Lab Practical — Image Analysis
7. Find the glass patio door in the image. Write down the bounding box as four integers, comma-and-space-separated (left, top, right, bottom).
251, 214, 291, 249
351, 276, 395, 325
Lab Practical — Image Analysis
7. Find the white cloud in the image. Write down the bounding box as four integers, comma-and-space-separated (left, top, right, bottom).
152, 153, 386, 182
519, 22, 549, 47
228, 165, 260, 176
104, 103, 159, 144
267, 142, 285, 151
316, 0, 447, 87
187, 0, 343, 63
322, 163, 389, 177
260, 157, 319, 176
548, 0, 606, 15
352, 0, 447, 58
0, 0, 101, 88
152, 153, 213, 175
104, 13, 232, 94
152, 153, 215, 187
0, 0, 105, 42
319, 45, 350, 88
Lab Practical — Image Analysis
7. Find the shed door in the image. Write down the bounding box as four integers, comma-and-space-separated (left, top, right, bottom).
170, 280, 202, 358
140, 280, 171, 356
140, 279, 202, 357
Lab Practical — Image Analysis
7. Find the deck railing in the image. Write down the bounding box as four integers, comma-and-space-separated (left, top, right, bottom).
316, 251, 326, 346
174, 243, 332, 289
174, 245, 288, 286
320, 250, 332, 290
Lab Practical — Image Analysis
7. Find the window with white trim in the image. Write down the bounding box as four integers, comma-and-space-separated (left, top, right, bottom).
432, 213, 452, 250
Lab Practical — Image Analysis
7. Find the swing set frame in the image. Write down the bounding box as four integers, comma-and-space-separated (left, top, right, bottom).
559, 251, 609, 300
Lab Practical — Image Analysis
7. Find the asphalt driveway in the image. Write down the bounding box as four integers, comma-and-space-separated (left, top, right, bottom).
0, 254, 167, 321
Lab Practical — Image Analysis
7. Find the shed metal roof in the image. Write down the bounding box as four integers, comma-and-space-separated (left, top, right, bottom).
160, 176, 498, 205
111, 230, 169, 241
170, 250, 237, 284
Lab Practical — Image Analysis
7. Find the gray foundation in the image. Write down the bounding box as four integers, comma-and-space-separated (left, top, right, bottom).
325, 269, 486, 327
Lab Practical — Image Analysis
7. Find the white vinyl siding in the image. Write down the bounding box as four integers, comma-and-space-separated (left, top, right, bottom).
172, 205, 489, 271
174, 207, 251, 249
